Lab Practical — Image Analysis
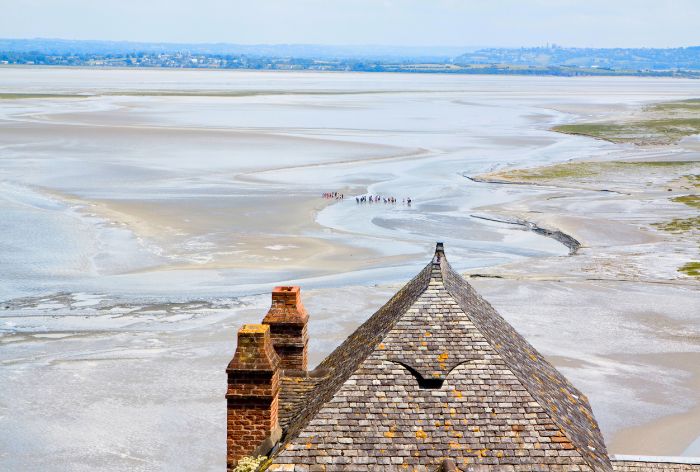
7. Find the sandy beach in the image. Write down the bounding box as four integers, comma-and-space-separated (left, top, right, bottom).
1, 68, 699, 470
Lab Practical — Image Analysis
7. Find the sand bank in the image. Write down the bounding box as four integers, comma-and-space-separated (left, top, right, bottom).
468, 137, 699, 454
3, 70, 700, 470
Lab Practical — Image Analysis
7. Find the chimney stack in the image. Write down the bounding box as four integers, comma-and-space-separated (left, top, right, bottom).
226, 324, 282, 470
262, 286, 309, 371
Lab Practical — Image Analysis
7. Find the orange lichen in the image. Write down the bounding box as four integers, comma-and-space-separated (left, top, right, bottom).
415, 429, 428, 439
384, 431, 396, 439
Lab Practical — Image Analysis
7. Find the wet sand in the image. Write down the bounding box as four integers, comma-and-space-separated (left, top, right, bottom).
468, 150, 700, 454
1, 69, 700, 470
607, 352, 700, 456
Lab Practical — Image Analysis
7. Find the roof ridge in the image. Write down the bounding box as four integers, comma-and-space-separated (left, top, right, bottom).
277, 255, 435, 446
439, 257, 613, 472
271, 244, 612, 471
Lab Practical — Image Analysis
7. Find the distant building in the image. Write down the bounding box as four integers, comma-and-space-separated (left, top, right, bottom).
226, 243, 700, 471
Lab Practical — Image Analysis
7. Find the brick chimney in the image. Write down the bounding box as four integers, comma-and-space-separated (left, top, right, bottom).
262, 286, 309, 371
226, 324, 282, 470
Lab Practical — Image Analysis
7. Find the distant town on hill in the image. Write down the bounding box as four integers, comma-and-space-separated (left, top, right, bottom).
2, 38, 700, 77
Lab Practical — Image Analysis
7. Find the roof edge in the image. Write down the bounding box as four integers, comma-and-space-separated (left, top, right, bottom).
275, 251, 436, 449
439, 256, 613, 472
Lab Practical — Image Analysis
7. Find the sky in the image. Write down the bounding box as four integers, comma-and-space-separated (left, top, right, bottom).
3, 0, 700, 48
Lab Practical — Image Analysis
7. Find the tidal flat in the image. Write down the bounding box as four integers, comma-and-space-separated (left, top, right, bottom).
552, 98, 700, 145
1, 68, 699, 470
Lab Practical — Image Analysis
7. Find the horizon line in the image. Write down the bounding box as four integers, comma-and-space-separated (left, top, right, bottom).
2, 37, 700, 51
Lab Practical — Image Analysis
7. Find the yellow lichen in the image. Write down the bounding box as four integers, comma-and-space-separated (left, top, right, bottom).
240, 324, 268, 334
384, 426, 397, 439
416, 429, 428, 439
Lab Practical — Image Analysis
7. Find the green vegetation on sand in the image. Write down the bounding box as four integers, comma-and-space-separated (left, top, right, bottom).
679, 261, 700, 278
653, 216, 700, 233
491, 160, 697, 183
672, 194, 700, 209
552, 98, 700, 146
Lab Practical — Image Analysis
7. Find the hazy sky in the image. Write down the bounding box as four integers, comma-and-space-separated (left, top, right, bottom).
3, 0, 700, 48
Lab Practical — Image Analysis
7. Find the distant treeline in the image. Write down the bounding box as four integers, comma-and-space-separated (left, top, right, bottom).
455, 45, 700, 71
1, 39, 700, 77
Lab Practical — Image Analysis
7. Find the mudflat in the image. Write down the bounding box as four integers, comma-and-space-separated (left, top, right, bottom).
1, 68, 699, 470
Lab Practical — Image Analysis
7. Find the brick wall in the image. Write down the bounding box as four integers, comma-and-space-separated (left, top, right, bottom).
263, 286, 309, 371
226, 324, 281, 470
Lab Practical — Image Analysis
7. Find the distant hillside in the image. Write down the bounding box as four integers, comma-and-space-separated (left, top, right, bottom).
1, 39, 699, 77
455, 46, 700, 71
0, 38, 471, 61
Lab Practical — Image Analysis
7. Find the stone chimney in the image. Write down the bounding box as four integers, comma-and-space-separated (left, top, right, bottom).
226, 324, 282, 470
262, 286, 309, 371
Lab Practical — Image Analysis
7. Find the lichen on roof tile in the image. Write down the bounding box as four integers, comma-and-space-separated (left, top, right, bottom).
271, 244, 612, 471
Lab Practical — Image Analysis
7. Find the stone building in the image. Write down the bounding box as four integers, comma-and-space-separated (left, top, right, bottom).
226, 243, 700, 471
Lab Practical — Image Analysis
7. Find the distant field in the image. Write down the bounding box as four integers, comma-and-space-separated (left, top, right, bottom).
552, 99, 700, 145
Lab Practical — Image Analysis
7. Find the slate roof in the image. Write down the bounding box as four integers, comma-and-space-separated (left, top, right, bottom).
271, 244, 612, 471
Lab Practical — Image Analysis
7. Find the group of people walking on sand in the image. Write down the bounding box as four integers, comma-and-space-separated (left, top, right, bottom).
322, 191, 412, 206
355, 194, 411, 206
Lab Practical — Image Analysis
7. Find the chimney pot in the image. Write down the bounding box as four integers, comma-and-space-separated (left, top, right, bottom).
263, 286, 309, 371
